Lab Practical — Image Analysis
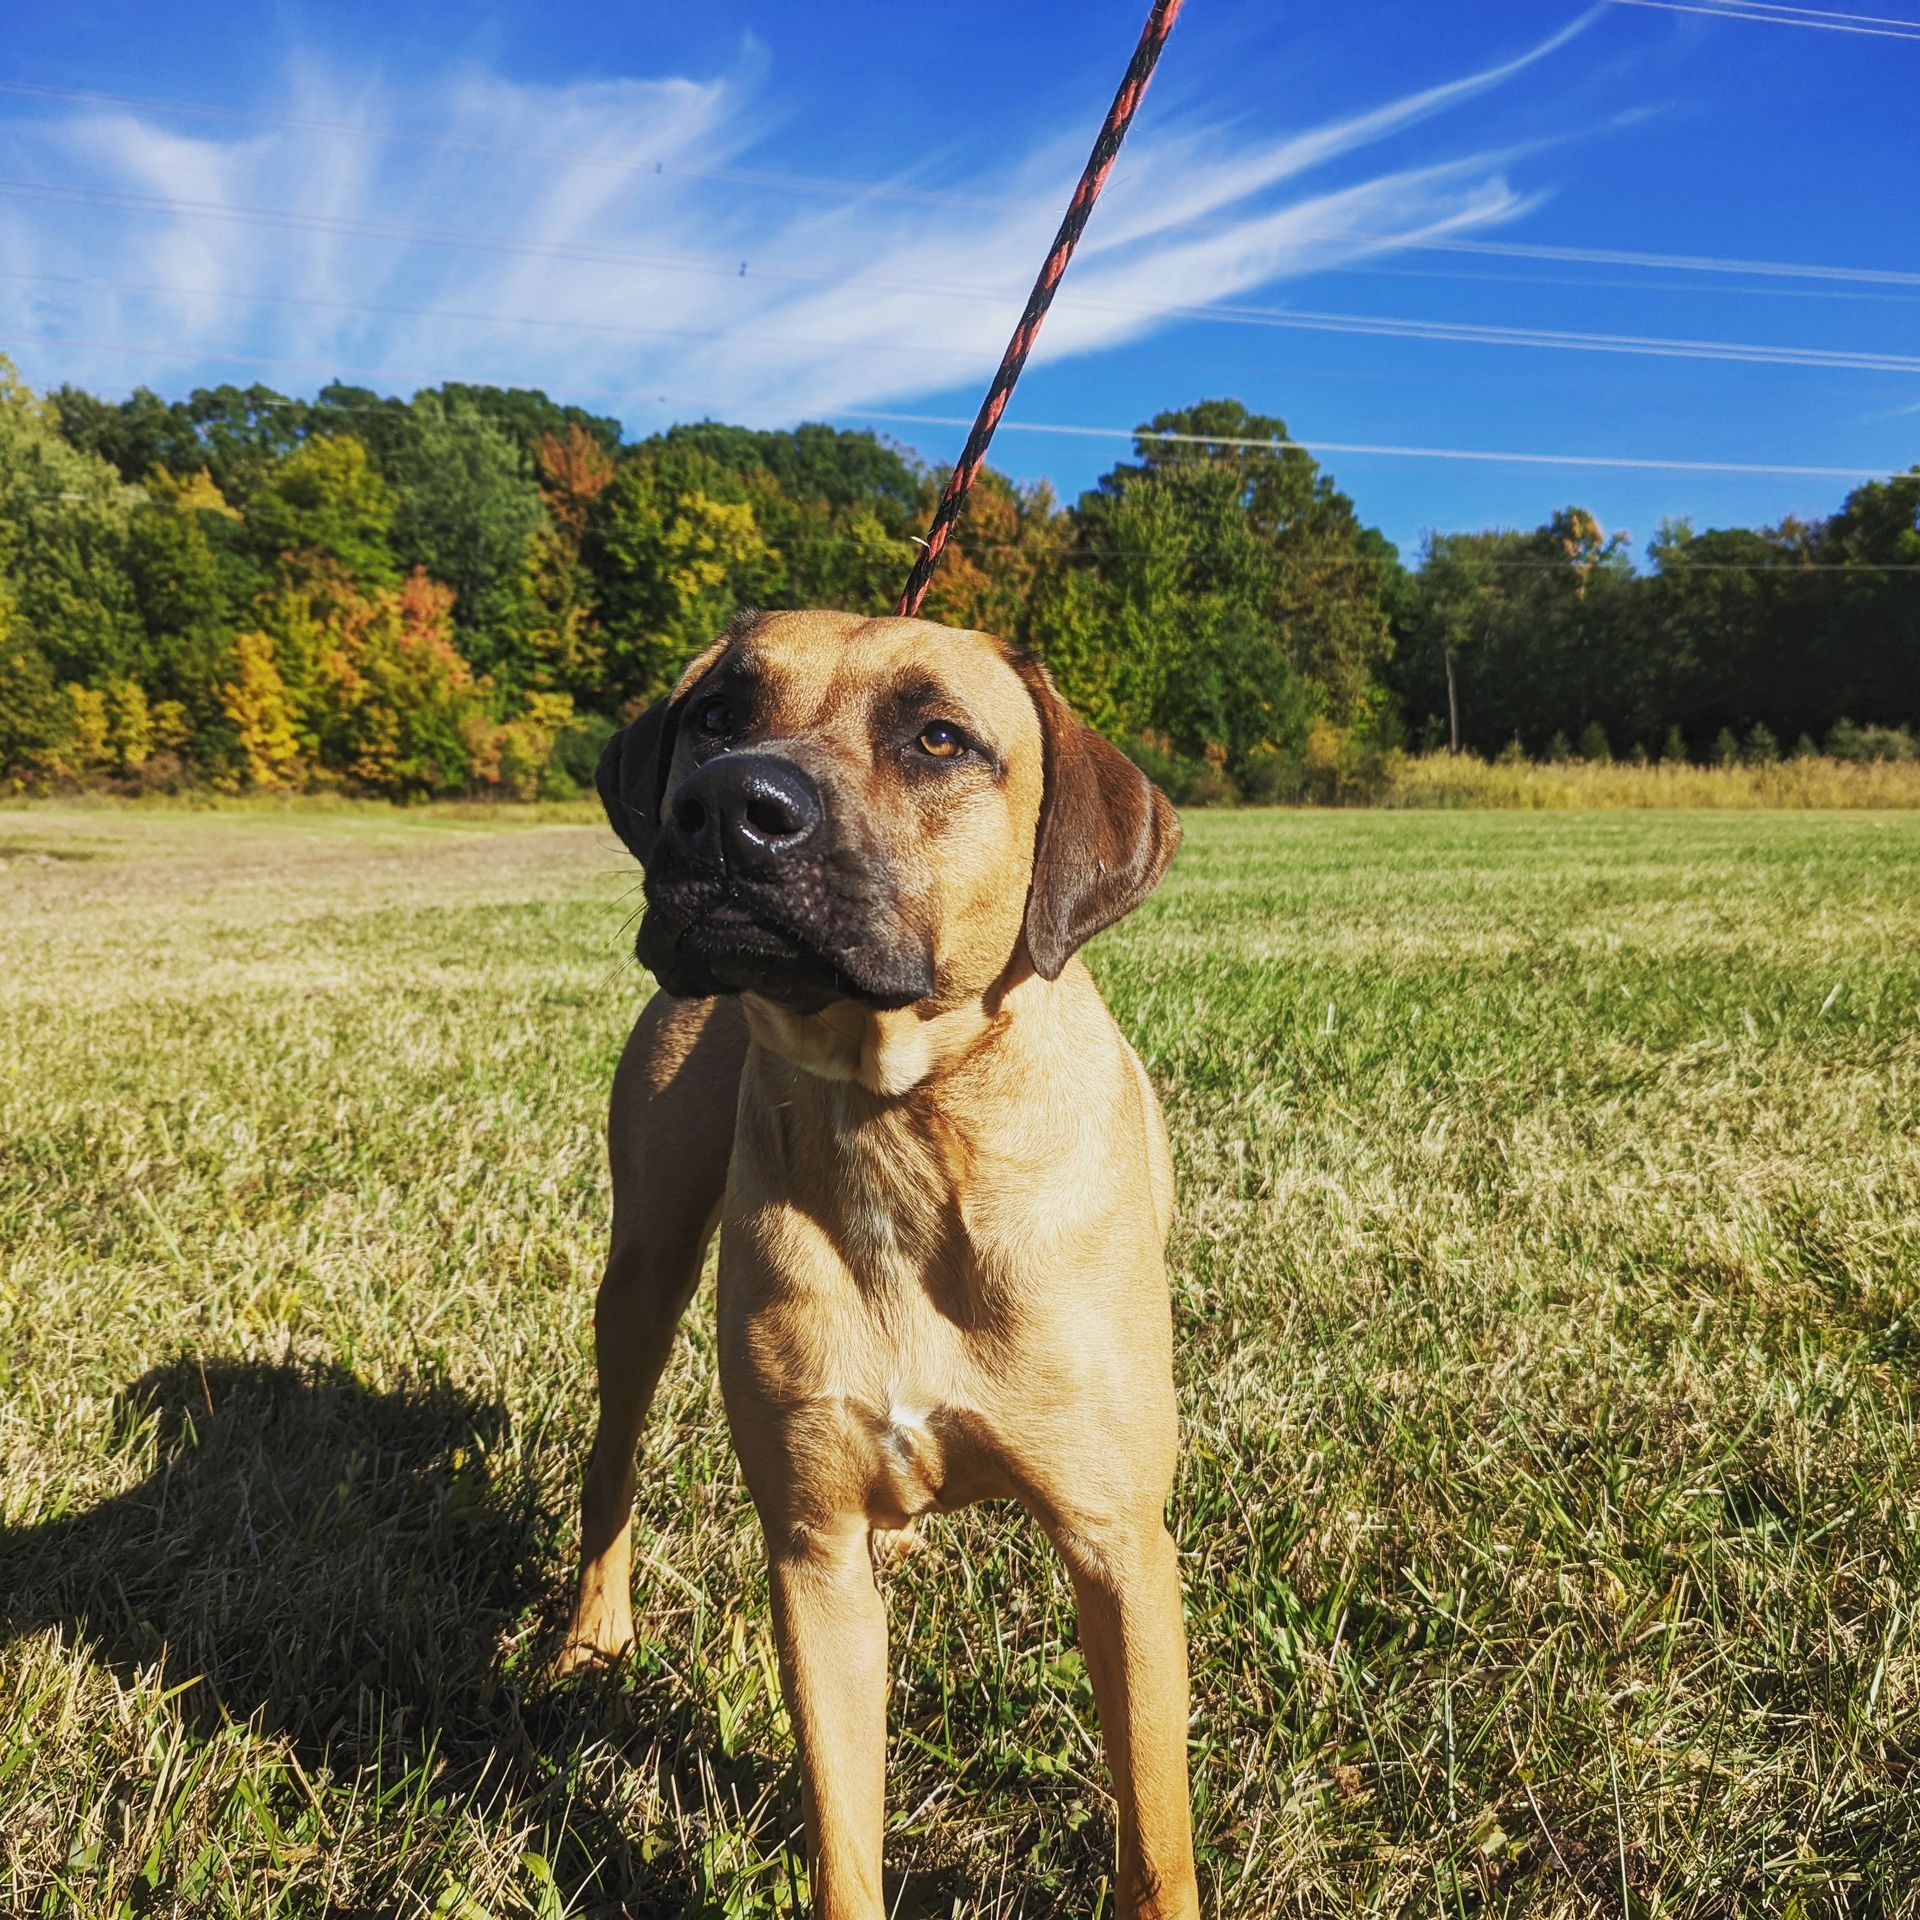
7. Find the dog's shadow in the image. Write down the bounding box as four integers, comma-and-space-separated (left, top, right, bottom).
0, 1356, 743, 1915
1, 1356, 993, 1917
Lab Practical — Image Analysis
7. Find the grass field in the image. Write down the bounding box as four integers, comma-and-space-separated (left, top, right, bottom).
2, 801, 1917, 1918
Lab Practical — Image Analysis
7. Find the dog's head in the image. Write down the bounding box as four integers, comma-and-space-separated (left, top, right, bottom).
598, 609, 1180, 1012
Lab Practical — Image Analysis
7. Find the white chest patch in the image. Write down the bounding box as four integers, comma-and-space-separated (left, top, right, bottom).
883, 1389, 933, 1457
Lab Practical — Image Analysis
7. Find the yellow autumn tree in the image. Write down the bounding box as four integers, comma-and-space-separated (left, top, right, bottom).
221, 630, 301, 789
104, 678, 153, 769
492, 689, 576, 800
593, 450, 783, 704
65, 684, 110, 774
146, 464, 241, 519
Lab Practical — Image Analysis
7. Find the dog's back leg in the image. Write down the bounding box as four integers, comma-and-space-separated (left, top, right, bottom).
555, 990, 746, 1673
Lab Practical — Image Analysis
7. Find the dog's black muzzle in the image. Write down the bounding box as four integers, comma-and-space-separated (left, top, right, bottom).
631, 750, 934, 1012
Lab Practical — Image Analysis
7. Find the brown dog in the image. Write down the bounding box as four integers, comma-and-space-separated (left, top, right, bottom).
558, 609, 1197, 1918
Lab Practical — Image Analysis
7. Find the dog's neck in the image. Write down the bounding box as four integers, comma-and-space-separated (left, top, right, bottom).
741, 974, 1044, 1098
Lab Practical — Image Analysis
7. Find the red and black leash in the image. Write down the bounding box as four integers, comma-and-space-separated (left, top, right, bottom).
895, 0, 1184, 619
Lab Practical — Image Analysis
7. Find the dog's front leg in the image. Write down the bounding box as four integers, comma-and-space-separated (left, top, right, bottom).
1052, 1515, 1201, 1920
556, 995, 743, 1675
764, 1518, 890, 1919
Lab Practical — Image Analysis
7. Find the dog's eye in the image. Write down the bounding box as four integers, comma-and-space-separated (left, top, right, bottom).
916, 722, 966, 760
696, 697, 733, 737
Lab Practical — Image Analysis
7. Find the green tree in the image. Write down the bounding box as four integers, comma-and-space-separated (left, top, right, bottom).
126, 486, 265, 771
400, 383, 620, 457
0, 357, 143, 687
0, 587, 73, 779
1033, 401, 1402, 766
49, 384, 205, 483
247, 434, 398, 588
1815, 469, 1920, 731
1100, 400, 1399, 727
180, 385, 311, 502
1411, 531, 1505, 752
655, 420, 933, 615
381, 395, 549, 683
1039, 447, 1294, 758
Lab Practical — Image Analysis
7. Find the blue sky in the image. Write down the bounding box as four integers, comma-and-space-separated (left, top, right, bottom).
2, 1, 1916, 560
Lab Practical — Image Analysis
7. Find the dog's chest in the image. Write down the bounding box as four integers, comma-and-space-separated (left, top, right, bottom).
725, 1100, 1023, 1522
834, 1100, 953, 1281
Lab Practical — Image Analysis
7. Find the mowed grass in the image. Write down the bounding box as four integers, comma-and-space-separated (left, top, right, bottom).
2, 801, 1917, 1918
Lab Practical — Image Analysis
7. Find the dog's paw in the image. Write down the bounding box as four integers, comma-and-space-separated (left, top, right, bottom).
547, 1622, 634, 1682
869, 1523, 921, 1575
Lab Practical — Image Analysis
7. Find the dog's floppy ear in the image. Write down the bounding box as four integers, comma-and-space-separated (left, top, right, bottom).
597, 626, 746, 865
596, 696, 679, 866
1014, 656, 1181, 981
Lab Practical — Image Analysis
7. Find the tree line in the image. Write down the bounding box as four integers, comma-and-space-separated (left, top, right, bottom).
1, 364, 1913, 801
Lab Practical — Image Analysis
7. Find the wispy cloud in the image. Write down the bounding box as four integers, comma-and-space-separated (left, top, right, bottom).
0, 20, 1593, 428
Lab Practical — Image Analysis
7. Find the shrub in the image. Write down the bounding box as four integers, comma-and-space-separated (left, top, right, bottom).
1545, 730, 1573, 764
1856, 724, 1916, 763
1234, 747, 1305, 806
120, 749, 188, 795
1826, 718, 1864, 761
1301, 720, 1351, 803
1183, 768, 1236, 807
551, 710, 620, 793
1661, 723, 1689, 765
1577, 721, 1612, 764
1822, 720, 1916, 763
1711, 728, 1741, 767
1123, 734, 1206, 806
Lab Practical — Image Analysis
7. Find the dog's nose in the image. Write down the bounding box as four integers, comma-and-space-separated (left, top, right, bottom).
669, 754, 823, 871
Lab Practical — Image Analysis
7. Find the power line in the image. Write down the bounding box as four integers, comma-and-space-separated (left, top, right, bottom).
1353, 257, 1920, 307
847, 408, 1896, 481
1712, 0, 1920, 23
2, 327, 1897, 483
1175, 306, 1920, 372
1606, 0, 1920, 36
1402, 237, 1920, 290
4, 177, 1918, 376
2, 77, 1918, 293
